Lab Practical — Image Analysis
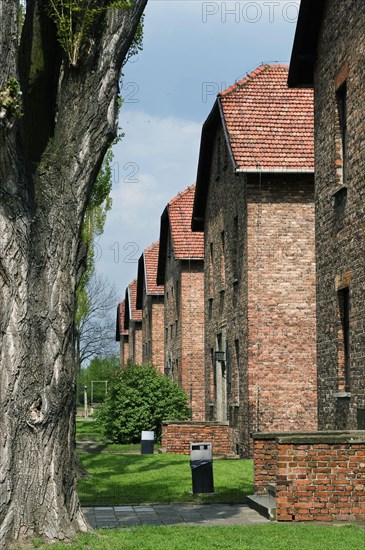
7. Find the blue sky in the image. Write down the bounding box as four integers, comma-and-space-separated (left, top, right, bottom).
95, 0, 300, 298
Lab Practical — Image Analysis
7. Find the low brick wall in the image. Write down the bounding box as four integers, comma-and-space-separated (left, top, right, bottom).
162, 421, 235, 455
253, 436, 278, 494
253, 431, 365, 522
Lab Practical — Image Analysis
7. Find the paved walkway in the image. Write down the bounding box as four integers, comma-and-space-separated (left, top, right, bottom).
83, 504, 270, 529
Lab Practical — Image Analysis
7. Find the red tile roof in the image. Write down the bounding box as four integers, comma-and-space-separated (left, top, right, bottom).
118, 300, 128, 336
144, 241, 164, 295
128, 279, 142, 322
168, 184, 204, 259
219, 64, 314, 171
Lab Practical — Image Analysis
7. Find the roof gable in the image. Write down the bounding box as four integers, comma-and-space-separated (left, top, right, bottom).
157, 185, 204, 285
192, 64, 314, 230
136, 241, 164, 309
116, 300, 128, 341
169, 185, 204, 259
219, 64, 314, 172
124, 279, 142, 326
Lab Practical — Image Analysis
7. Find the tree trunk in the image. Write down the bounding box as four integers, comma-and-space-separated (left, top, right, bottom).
0, 0, 148, 545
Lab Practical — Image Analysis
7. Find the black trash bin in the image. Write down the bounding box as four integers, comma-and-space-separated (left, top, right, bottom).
141, 430, 154, 454
190, 442, 214, 494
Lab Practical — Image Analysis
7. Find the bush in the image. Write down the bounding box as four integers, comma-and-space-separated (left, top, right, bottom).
96, 363, 190, 443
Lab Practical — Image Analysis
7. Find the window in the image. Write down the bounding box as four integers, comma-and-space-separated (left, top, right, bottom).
232, 216, 238, 278
232, 280, 239, 308
226, 341, 232, 385
208, 242, 214, 295
219, 289, 225, 315
333, 185, 347, 234
234, 339, 240, 403
211, 347, 216, 389
357, 409, 365, 430
176, 359, 181, 385
220, 231, 225, 287
337, 287, 350, 392
175, 280, 179, 312
208, 297, 213, 320
336, 81, 348, 184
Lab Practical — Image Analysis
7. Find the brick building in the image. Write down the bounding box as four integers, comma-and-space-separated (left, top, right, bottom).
192, 64, 318, 456
116, 300, 129, 366
136, 241, 164, 373
157, 185, 205, 421
289, 0, 365, 430
123, 279, 142, 365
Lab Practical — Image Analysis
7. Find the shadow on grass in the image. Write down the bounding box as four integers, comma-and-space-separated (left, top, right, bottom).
78, 453, 253, 506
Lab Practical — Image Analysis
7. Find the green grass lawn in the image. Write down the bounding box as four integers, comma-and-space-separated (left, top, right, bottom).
76, 420, 161, 453
33, 524, 365, 550
73, 422, 364, 550
76, 419, 106, 440
78, 453, 253, 505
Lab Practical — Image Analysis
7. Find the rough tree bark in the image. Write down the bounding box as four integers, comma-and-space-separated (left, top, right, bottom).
0, 0, 147, 545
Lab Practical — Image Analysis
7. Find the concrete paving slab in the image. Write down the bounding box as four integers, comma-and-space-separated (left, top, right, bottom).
87, 504, 271, 529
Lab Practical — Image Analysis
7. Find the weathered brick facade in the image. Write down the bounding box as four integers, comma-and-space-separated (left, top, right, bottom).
289, 0, 365, 430
116, 300, 129, 366
253, 431, 365, 522
123, 279, 142, 365
193, 66, 318, 457
162, 421, 235, 455
121, 336, 129, 366
136, 241, 164, 373
157, 186, 205, 421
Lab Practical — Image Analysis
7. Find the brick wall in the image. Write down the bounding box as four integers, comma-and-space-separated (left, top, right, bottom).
129, 321, 142, 365
163, 231, 205, 420
120, 335, 129, 366
203, 131, 247, 452
164, 232, 182, 381
142, 294, 164, 373
253, 436, 278, 494
162, 421, 235, 455
313, 0, 365, 428
181, 262, 205, 421
204, 124, 317, 457
151, 298, 164, 373
253, 431, 365, 521
246, 176, 318, 437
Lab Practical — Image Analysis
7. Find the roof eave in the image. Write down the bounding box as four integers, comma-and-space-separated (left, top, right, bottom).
136, 253, 144, 310
156, 206, 169, 286
217, 97, 238, 171
235, 168, 314, 174
177, 256, 205, 262
116, 304, 121, 342
288, 0, 326, 88
123, 287, 130, 331
191, 100, 221, 232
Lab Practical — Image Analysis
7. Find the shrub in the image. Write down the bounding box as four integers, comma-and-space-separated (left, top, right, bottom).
96, 363, 190, 443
